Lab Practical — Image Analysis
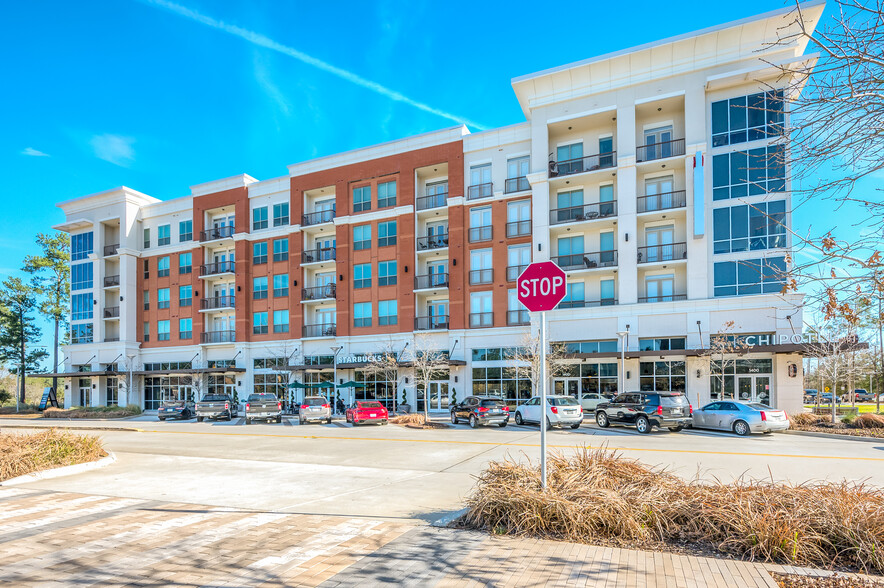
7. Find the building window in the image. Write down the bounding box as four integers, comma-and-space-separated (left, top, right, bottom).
354, 224, 371, 251
638, 337, 686, 351
71, 323, 93, 344
711, 90, 784, 147
600, 279, 616, 304
71, 232, 93, 261
254, 311, 268, 334
470, 248, 493, 285
143, 290, 150, 310
143, 228, 150, 249
253, 206, 268, 230
158, 256, 170, 277
179, 318, 192, 340
106, 376, 118, 406
713, 200, 786, 254
713, 257, 787, 297
469, 163, 493, 199
507, 200, 531, 237
469, 206, 492, 242
71, 293, 93, 321
506, 156, 530, 193
378, 220, 397, 247
712, 145, 785, 201
253, 276, 268, 299
158, 288, 170, 309
379, 300, 397, 325
561, 281, 585, 308
143, 321, 149, 342
354, 263, 372, 289
378, 260, 397, 286
253, 242, 267, 264
273, 238, 289, 262
470, 291, 493, 327
562, 340, 618, 353
377, 180, 397, 208
158, 320, 170, 341
273, 202, 289, 226
157, 224, 171, 246
354, 302, 372, 327
353, 185, 371, 212
71, 263, 93, 291
644, 274, 675, 302
143, 259, 149, 279
273, 310, 289, 333
254, 357, 288, 370
273, 274, 288, 297
471, 366, 531, 405
179, 220, 193, 241
639, 361, 686, 393
254, 373, 286, 396
178, 252, 192, 274
179, 285, 192, 307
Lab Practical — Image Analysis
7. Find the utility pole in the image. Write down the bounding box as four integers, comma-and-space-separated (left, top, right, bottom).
18, 307, 25, 412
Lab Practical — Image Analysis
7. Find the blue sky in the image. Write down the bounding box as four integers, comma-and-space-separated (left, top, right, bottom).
0, 0, 865, 360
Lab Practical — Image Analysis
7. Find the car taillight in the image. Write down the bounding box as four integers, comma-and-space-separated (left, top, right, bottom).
300, 404, 308, 410
503, 406, 510, 411
322, 404, 329, 409
550, 406, 558, 414
689, 404, 693, 416
277, 402, 281, 410
477, 406, 488, 412
656, 405, 663, 415
224, 402, 229, 410
760, 411, 767, 421
246, 403, 250, 411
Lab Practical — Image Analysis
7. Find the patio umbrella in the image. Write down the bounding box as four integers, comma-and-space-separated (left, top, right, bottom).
338, 381, 365, 406
287, 382, 309, 388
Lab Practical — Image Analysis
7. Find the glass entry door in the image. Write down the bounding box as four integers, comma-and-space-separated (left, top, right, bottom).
737, 375, 771, 405
430, 381, 449, 411
554, 378, 580, 399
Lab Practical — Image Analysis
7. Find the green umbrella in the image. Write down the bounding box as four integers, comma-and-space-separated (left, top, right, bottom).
339, 380, 366, 387
287, 382, 309, 389
311, 381, 334, 388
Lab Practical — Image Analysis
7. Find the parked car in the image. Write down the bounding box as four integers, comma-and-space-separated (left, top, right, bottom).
579, 392, 607, 413
244, 393, 283, 425
817, 392, 841, 404
514, 395, 584, 429
299, 395, 331, 424
854, 389, 876, 402
195, 394, 238, 422
595, 392, 692, 434
346, 401, 389, 426
158, 400, 194, 421
692, 401, 789, 436
803, 389, 819, 403
450, 396, 510, 428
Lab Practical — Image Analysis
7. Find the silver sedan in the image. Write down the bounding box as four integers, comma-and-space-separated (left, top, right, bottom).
691, 401, 790, 436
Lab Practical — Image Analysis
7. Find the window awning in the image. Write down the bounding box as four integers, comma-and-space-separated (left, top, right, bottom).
133, 367, 246, 376
31, 371, 119, 378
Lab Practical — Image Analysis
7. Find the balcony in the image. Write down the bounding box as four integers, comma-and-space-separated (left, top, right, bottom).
559, 298, 617, 309
637, 190, 687, 213
505, 176, 530, 194
103, 275, 120, 288
416, 192, 447, 211
552, 251, 618, 271
414, 273, 449, 290
302, 284, 336, 301
467, 183, 493, 200
104, 337, 120, 342
103, 306, 119, 319
636, 242, 687, 264
469, 312, 494, 328
302, 209, 335, 227
200, 225, 235, 242
468, 226, 492, 243
201, 330, 236, 344
506, 264, 528, 282
103, 244, 119, 256
506, 219, 531, 238
200, 261, 236, 277
549, 151, 616, 178
636, 138, 685, 163
550, 201, 617, 225
414, 316, 449, 331
469, 269, 493, 285
507, 309, 530, 326
302, 246, 336, 264
638, 294, 688, 304
200, 296, 235, 310
416, 233, 448, 251
303, 323, 336, 338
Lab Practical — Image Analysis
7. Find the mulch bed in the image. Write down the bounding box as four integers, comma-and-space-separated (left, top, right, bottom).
772, 572, 884, 587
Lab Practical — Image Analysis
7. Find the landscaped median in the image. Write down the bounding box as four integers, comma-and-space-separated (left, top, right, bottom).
42, 404, 142, 419
0, 429, 107, 482
460, 447, 884, 576
790, 412, 884, 439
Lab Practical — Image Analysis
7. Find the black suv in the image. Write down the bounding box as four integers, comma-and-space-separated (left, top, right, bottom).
595, 392, 692, 434
450, 396, 510, 428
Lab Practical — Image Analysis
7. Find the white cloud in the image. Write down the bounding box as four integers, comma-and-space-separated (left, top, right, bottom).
90, 134, 136, 167
253, 54, 291, 117
21, 147, 50, 157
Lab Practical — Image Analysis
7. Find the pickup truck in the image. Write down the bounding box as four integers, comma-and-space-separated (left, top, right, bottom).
195, 394, 238, 422
245, 393, 283, 424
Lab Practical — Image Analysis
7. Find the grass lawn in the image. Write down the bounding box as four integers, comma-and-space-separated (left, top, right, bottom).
0, 429, 106, 482
805, 404, 883, 414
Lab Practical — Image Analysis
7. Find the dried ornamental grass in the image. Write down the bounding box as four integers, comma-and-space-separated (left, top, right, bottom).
0, 430, 106, 481
790, 412, 828, 427
463, 447, 884, 574
389, 413, 448, 429
43, 405, 141, 419
853, 413, 884, 429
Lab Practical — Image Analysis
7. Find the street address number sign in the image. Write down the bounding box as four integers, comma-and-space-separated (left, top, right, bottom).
517, 261, 567, 312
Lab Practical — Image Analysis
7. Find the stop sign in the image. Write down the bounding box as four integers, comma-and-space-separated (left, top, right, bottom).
517, 261, 567, 312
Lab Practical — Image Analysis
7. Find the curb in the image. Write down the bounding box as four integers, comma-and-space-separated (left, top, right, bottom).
431, 508, 469, 528
1, 452, 117, 486
782, 430, 884, 444
0, 424, 143, 433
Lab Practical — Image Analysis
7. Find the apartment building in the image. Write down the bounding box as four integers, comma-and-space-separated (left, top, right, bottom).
49, 3, 822, 416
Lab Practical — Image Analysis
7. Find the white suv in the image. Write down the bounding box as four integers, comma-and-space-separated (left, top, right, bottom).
299, 396, 331, 424
515, 395, 584, 429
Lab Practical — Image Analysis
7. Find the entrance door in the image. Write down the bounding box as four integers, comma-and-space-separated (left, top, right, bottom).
737, 376, 753, 402
554, 378, 580, 399
737, 375, 772, 404
426, 381, 449, 411
645, 176, 674, 211
755, 376, 771, 405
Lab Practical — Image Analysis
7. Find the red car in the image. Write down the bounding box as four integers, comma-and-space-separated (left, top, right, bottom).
346, 401, 389, 426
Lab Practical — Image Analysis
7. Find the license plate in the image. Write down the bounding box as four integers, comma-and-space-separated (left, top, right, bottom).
310, 407, 319, 411
672, 408, 683, 415
370, 413, 377, 417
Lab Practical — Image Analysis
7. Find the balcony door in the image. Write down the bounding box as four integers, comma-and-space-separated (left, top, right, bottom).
645, 176, 674, 211
426, 180, 448, 197
557, 235, 584, 266
212, 315, 234, 333
213, 214, 234, 229
315, 272, 334, 288
212, 283, 233, 299
470, 163, 491, 187
428, 300, 448, 327
644, 126, 673, 160
427, 221, 448, 248
645, 274, 674, 302
315, 199, 335, 212
213, 249, 234, 264
428, 261, 448, 286
599, 232, 615, 265
645, 225, 674, 262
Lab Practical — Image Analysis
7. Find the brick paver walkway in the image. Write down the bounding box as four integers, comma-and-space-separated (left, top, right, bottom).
0, 486, 873, 587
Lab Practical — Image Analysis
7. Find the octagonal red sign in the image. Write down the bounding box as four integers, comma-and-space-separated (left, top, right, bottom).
517, 261, 567, 312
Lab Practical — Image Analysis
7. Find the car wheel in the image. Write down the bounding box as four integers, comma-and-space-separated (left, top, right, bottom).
635, 416, 650, 434
570, 423, 580, 429
498, 422, 507, 428
515, 412, 524, 425
197, 416, 203, 423
668, 426, 684, 432
450, 412, 458, 424
276, 416, 282, 424
327, 418, 332, 424
158, 417, 165, 421
545, 417, 552, 430
469, 414, 478, 429
299, 418, 304, 425
245, 418, 250, 425
733, 420, 750, 436
596, 412, 609, 428
382, 419, 388, 425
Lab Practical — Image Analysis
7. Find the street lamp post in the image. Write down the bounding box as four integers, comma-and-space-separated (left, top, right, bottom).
616, 331, 628, 395
331, 346, 342, 414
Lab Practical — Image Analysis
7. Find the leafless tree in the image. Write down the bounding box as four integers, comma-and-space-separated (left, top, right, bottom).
805, 321, 863, 422
701, 321, 751, 407
409, 334, 449, 422
364, 341, 403, 413
509, 332, 570, 397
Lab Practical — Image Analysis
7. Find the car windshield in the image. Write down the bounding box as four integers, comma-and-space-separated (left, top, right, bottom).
748, 402, 772, 410
201, 395, 228, 402
359, 402, 383, 409
248, 394, 277, 401
551, 397, 579, 406
480, 399, 504, 407
659, 394, 688, 406
303, 397, 326, 406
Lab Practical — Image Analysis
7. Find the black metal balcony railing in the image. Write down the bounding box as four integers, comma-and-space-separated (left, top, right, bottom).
200, 261, 236, 276
416, 233, 449, 251
550, 201, 617, 225
468, 226, 492, 243
302, 284, 336, 300
200, 296, 235, 310
301, 246, 336, 264
467, 182, 493, 200
302, 209, 336, 226
416, 192, 448, 211
105, 337, 120, 342
469, 269, 493, 285
415, 316, 449, 331
103, 244, 119, 256
200, 225, 235, 242
103, 275, 120, 287
414, 273, 449, 290
469, 312, 494, 328
558, 298, 618, 309
636, 242, 687, 263
550, 151, 616, 178
637, 190, 687, 213
636, 138, 685, 163
201, 330, 236, 344
552, 251, 618, 271
506, 219, 531, 238
103, 306, 119, 318
506, 264, 528, 282
638, 294, 688, 304
303, 323, 337, 338
507, 309, 530, 325
505, 177, 530, 193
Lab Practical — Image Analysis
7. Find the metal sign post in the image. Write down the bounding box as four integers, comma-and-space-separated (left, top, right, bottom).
539, 310, 548, 490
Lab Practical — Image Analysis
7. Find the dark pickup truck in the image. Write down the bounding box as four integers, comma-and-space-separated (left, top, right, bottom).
245, 393, 283, 424
195, 394, 238, 422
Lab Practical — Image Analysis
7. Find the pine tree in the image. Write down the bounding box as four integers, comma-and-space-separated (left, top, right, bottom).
0, 277, 48, 406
